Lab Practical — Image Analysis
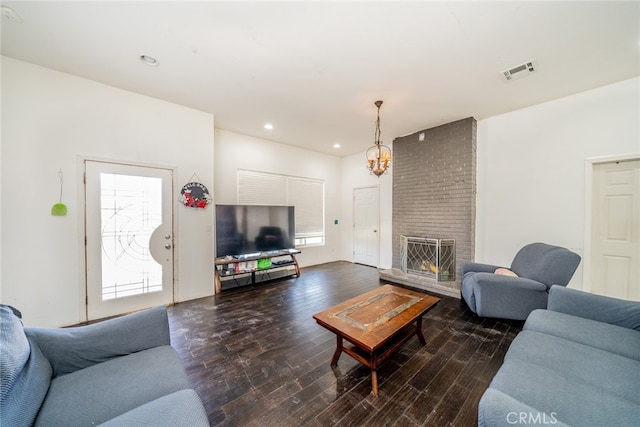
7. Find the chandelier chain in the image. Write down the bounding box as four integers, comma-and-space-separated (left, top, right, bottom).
374, 104, 382, 145
366, 100, 391, 177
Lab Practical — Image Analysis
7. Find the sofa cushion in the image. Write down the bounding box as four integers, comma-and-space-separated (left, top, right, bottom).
489, 358, 640, 426
490, 359, 640, 427
0, 305, 52, 427
98, 389, 209, 427
504, 330, 640, 404
525, 309, 640, 361
34, 345, 189, 427
478, 388, 571, 427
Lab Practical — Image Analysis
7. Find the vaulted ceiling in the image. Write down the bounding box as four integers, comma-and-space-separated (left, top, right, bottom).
2, 1, 639, 156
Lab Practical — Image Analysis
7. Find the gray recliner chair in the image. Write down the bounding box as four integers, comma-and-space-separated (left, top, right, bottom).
460, 242, 581, 320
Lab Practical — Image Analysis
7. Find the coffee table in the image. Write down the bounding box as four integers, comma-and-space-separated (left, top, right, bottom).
313, 284, 440, 396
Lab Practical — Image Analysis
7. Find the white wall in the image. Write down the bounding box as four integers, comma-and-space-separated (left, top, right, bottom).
4, 59, 635, 326
476, 77, 640, 288
1, 57, 215, 327
213, 128, 342, 267
340, 151, 394, 269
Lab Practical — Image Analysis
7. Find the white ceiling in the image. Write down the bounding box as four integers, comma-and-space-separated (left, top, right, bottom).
2, 1, 639, 157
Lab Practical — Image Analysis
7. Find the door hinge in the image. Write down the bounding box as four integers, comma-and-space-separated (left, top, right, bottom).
84, 236, 87, 245
83, 172, 86, 184
85, 296, 88, 305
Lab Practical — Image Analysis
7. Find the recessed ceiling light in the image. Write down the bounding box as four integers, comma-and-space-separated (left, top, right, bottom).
1, 6, 23, 23
139, 55, 159, 67
333, 144, 341, 149
264, 123, 274, 130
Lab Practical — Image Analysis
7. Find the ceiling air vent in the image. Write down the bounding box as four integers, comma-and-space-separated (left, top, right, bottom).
501, 60, 536, 81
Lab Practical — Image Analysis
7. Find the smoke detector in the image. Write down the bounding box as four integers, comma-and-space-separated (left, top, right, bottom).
501, 60, 536, 81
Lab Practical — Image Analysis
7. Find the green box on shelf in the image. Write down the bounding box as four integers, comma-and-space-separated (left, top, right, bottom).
257, 258, 272, 270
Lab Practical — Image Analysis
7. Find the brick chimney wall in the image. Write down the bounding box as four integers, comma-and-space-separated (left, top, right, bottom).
391, 117, 476, 290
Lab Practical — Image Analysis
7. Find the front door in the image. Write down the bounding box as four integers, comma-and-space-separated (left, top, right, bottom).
85, 160, 174, 320
353, 186, 380, 267
591, 159, 640, 300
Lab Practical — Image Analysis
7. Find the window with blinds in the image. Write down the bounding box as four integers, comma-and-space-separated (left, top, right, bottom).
237, 170, 325, 247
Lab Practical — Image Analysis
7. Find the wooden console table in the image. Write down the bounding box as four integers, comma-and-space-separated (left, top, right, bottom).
214, 249, 301, 293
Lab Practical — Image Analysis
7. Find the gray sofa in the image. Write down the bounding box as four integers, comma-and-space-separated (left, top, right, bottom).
0, 305, 209, 427
478, 286, 640, 426
461, 242, 581, 320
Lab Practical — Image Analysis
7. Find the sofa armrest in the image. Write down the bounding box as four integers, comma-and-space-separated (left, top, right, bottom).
470, 273, 549, 320
473, 273, 548, 293
548, 285, 640, 331
25, 306, 171, 377
460, 262, 503, 276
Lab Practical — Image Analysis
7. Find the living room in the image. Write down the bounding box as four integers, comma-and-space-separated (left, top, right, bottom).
1, 2, 639, 425
2, 1, 638, 328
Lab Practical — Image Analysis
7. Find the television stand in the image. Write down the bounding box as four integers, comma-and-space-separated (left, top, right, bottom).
214, 249, 301, 293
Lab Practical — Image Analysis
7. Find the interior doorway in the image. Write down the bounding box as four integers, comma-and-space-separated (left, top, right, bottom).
84, 160, 175, 320
353, 186, 380, 267
589, 158, 639, 300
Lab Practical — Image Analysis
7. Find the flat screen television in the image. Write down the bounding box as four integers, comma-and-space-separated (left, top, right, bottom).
215, 204, 295, 257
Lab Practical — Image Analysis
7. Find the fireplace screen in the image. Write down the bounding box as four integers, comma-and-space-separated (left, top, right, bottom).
401, 236, 455, 281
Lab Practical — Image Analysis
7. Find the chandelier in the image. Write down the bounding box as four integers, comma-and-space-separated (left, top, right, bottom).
366, 100, 392, 177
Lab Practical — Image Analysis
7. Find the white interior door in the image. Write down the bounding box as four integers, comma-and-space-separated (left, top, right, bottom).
85, 160, 174, 320
353, 186, 380, 267
591, 159, 640, 300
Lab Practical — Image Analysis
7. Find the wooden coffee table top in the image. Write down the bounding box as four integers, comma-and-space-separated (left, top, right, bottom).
313, 284, 440, 352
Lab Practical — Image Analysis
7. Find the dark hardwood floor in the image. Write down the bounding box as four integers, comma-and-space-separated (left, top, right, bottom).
168, 261, 523, 426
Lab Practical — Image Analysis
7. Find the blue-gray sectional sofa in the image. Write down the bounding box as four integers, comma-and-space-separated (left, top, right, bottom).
0, 304, 210, 427
478, 285, 640, 426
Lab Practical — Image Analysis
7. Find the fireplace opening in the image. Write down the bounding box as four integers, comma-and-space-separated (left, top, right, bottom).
401, 236, 456, 281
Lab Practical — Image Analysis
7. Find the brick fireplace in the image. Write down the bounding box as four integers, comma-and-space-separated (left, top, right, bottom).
380, 117, 476, 297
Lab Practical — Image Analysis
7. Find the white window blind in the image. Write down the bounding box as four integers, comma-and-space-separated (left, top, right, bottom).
237, 170, 325, 247
238, 170, 286, 205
